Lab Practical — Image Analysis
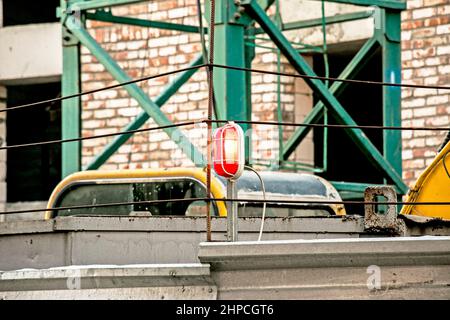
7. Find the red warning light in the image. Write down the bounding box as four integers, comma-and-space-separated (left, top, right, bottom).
212, 122, 245, 179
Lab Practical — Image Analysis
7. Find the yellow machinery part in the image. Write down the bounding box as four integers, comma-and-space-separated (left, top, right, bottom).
400, 141, 450, 220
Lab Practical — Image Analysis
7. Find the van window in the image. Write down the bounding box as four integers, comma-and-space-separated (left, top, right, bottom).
52, 178, 214, 217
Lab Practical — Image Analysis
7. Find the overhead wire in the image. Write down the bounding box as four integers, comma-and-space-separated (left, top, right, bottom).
0, 64, 207, 113
2, 196, 450, 216
1, 62, 449, 115
0, 118, 448, 151
210, 63, 450, 91
0, 121, 198, 150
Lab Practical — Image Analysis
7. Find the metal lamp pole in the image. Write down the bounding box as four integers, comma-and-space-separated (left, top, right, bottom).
226, 179, 238, 242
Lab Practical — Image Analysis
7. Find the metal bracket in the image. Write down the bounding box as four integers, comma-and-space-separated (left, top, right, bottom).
364, 186, 405, 235
62, 27, 80, 46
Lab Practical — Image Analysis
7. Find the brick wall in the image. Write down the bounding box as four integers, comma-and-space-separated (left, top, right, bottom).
401, 0, 450, 186
81, 1, 302, 171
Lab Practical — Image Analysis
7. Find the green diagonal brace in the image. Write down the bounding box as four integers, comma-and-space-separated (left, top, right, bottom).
86, 11, 205, 34
283, 36, 379, 160
66, 18, 206, 168
244, 0, 407, 193
86, 54, 205, 170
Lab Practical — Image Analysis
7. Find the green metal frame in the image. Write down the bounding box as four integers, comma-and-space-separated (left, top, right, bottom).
61, 1, 82, 177
242, 0, 406, 194
60, 0, 407, 199
85, 10, 206, 34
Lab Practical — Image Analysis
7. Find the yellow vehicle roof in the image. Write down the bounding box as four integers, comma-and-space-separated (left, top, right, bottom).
45, 168, 227, 219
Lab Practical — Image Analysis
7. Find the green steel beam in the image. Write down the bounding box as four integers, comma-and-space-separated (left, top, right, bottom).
66, 18, 206, 167
86, 54, 205, 170
244, 0, 407, 193
282, 10, 374, 32
309, 0, 406, 10
66, 0, 143, 11
381, 9, 403, 179
244, 27, 256, 164
61, 24, 81, 178
214, 28, 248, 121
282, 36, 379, 160
213, 0, 249, 156
85, 11, 205, 34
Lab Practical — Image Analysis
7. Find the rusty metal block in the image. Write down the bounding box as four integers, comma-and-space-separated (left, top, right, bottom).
364, 186, 405, 235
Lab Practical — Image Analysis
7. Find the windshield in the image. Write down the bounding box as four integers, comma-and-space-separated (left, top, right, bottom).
52, 178, 215, 217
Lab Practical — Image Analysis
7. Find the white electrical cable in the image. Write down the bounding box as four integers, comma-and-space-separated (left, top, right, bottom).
244, 166, 266, 241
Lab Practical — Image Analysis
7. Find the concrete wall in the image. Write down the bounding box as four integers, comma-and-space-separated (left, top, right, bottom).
0, 22, 61, 84
281, 0, 373, 46
0, 215, 365, 271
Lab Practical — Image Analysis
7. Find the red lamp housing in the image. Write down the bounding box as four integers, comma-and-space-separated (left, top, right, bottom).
212, 122, 245, 179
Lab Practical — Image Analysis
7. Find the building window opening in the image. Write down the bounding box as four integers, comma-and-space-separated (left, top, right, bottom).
6, 82, 61, 202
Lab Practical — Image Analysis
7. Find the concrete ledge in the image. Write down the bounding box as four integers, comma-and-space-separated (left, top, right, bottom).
0, 264, 217, 300
0, 216, 363, 271
0, 215, 364, 235
198, 237, 450, 299
0, 219, 54, 235
198, 236, 450, 269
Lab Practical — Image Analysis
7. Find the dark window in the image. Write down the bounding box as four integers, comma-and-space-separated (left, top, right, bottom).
2, 0, 59, 26
313, 41, 383, 213
6, 82, 61, 202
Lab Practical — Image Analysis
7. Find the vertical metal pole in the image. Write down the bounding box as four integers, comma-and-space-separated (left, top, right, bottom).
206, 0, 217, 242
381, 8, 402, 181
61, 24, 81, 178
214, 0, 249, 153
226, 179, 238, 241
244, 27, 255, 165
